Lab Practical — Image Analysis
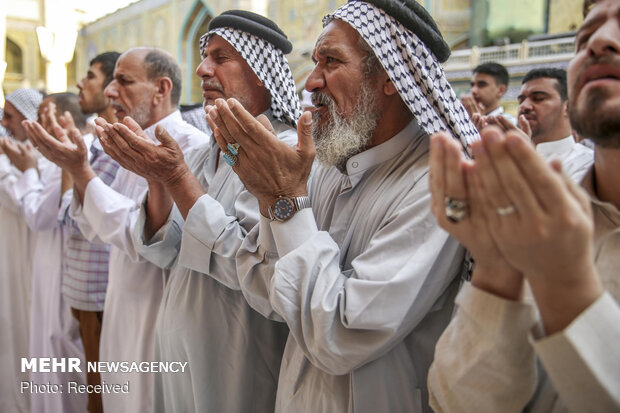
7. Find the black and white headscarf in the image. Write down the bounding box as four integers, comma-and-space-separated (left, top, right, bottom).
325, 2, 479, 154
200, 28, 301, 128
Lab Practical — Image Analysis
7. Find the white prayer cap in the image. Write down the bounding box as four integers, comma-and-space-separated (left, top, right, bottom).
5, 88, 44, 121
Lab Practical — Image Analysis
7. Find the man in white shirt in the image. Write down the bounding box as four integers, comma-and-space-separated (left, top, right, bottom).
206, 1, 479, 411
95, 11, 299, 412
0, 88, 42, 413
462, 62, 517, 124
518, 68, 593, 182
26, 47, 208, 412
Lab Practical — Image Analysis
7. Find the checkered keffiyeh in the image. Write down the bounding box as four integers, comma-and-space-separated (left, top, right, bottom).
5, 88, 43, 122
325, 2, 479, 155
200, 28, 301, 128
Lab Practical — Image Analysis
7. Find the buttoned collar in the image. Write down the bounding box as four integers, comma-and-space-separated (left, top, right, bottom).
344, 120, 423, 186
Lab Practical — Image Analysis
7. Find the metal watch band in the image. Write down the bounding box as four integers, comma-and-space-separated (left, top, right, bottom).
267, 195, 311, 221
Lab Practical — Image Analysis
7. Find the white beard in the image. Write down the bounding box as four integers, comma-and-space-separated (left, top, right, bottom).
312, 80, 380, 172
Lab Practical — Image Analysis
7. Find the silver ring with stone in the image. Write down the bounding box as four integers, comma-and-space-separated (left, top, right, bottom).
223, 151, 238, 167
445, 196, 469, 223
227, 143, 240, 156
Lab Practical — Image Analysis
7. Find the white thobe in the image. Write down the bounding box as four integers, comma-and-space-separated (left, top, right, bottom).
132, 114, 294, 412
17, 157, 87, 413
70, 111, 207, 413
237, 121, 465, 412
536, 135, 593, 183
0, 155, 34, 413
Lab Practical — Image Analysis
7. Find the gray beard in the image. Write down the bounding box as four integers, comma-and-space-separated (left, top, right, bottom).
312, 81, 380, 172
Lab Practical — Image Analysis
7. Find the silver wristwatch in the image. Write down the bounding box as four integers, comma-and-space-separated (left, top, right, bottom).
267, 196, 311, 222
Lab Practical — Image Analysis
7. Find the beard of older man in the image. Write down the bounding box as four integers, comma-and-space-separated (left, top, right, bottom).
312, 79, 381, 172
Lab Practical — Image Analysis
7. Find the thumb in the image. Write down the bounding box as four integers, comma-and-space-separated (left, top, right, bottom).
123, 116, 149, 139
296, 111, 315, 157
518, 115, 532, 138
68, 128, 86, 151
155, 125, 178, 149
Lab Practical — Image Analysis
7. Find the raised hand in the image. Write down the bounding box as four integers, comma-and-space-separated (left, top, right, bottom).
429, 132, 523, 300
206, 98, 314, 215
460, 95, 483, 118
96, 116, 190, 186
0, 137, 38, 172
22, 118, 89, 176
472, 127, 602, 332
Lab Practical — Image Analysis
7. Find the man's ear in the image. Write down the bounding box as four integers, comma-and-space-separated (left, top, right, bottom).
562, 100, 569, 117
497, 83, 507, 97
153, 77, 173, 105
383, 75, 398, 96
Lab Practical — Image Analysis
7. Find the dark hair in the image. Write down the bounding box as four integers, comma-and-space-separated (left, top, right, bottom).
522, 68, 568, 101
473, 62, 509, 86
90, 52, 121, 88
583, 0, 598, 17
48, 92, 88, 130
144, 49, 182, 106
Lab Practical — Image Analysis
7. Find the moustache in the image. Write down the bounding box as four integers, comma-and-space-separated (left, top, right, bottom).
110, 102, 128, 113
202, 79, 224, 93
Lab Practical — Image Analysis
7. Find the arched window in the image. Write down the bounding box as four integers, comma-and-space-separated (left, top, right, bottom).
179, 0, 213, 104
6, 38, 23, 75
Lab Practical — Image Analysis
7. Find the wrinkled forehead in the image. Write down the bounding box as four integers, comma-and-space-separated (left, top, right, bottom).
201, 34, 242, 59
114, 50, 148, 78
313, 19, 364, 57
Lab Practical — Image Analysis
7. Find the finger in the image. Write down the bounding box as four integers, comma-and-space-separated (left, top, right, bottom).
108, 123, 145, 158
154, 125, 181, 152
518, 115, 532, 138
496, 115, 517, 131
226, 98, 275, 147
295, 111, 315, 160
52, 125, 70, 144
68, 128, 86, 152
472, 129, 516, 213
113, 122, 154, 151
217, 99, 256, 146
504, 133, 573, 214
59, 111, 76, 130
483, 129, 542, 221
429, 133, 447, 220
212, 128, 229, 153
444, 136, 467, 200
122, 116, 150, 141
207, 103, 235, 145
257, 114, 276, 136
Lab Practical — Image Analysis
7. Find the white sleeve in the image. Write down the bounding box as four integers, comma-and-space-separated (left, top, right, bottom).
70, 176, 144, 261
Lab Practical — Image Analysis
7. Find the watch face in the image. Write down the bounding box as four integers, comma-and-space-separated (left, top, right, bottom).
273, 198, 295, 221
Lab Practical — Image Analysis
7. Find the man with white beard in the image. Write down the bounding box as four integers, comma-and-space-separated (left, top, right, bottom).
26, 48, 208, 412
206, 1, 479, 411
